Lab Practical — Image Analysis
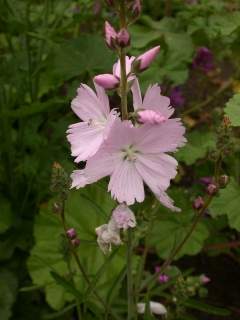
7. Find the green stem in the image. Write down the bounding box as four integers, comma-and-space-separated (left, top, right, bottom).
127, 229, 134, 320
119, 0, 128, 120
118, 1, 133, 318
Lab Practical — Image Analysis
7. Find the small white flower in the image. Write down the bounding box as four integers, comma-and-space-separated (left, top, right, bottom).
137, 301, 167, 316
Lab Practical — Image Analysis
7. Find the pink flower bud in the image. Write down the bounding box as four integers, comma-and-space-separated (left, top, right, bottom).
200, 274, 211, 284
66, 228, 77, 239
94, 74, 119, 89
193, 196, 204, 210
159, 274, 169, 283
132, 0, 141, 16
138, 110, 166, 124
71, 238, 80, 247
111, 204, 136, 230
105, 21, 117, 49
206, 183, 218, 195
105, 0, 114, 6
117, 28, 130, 48
135, 46, 160, 71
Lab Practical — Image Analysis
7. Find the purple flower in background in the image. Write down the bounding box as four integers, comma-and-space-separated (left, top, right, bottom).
199, 176, 213, 186
169, 86, 185, 108
192, 47, 215, 73
155, 266, 170, 283
200, 274, 211, 284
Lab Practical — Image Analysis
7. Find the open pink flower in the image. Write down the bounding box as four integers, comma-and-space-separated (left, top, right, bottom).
71, 119, 186, 211
67, 83, 118, 162
131, 78, 174, 123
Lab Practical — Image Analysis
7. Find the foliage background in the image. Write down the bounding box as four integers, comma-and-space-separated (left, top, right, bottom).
1, 0, 240, 319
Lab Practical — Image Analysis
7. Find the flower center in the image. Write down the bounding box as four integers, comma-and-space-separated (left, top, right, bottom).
122, 144, 138, 161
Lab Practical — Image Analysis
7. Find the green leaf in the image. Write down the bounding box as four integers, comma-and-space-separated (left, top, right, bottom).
176, 130, 216, 165
27, 185, 125, 310
149, 189, 209, 259
0, 269, 18, 320
39, 34, 115, 95
0, 197, 13, 234
210, 179, 240, 231
224, 93, 240, 127
183, 299, 231, 316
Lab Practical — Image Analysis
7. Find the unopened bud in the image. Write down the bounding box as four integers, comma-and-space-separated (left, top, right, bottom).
71, 238, 80, 247
94, 74, 119, 89
206, 183, 218, 195
199, 274, 211, 284
219, 174, 229, 188
132, 0, 141, 16
117, 28, 130, 47
133, 46, 160, 72
193, 196, 204, 210
66, 228, 77, 239
104, 21, 117, 49
105, 0, 114, 6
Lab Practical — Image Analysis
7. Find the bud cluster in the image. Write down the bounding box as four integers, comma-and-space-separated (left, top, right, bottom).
66, 227, 80, 247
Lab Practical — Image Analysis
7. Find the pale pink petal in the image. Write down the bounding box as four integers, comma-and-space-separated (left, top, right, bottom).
135, 153, 178, 191
135, 120, 186, 154
71, 149, 118, 189
113, 56, 135, 78
94, 82, 110, 114
71, 170, 88, 189
71, 84, 109, 121
131, 78, 143, 110
108, 160, 145, 205
103, 109, 119, 140
143, 84, 174, 118
157, 191, 180, 212
67, 122, 104, 162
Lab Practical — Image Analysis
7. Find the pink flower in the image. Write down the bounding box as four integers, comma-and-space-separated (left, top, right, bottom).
67, 83, 118, 162
66, 228, 77, 239
71, 119, 186, 211
200, 274, 211, 284
105, 21, 117, 49
131, 78, 173, 120
135, 46, 160, 71
111, 204, 136, 230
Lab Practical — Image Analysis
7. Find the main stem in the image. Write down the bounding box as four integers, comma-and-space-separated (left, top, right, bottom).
119, 1, 133, 319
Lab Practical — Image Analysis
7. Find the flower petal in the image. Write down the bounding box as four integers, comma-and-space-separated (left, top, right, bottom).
135, 119, 186, 154
131, 78, 143, 110
143, 84, 174, 118
71, 84, 110, 121
108, 160, 144, 205
67, 122, 104, 162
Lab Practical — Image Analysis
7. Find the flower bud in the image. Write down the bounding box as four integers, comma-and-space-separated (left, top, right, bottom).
193, 196, 204, 210
71, 238, 80, 247
117, 28, 130, 48
219, 174, 229, 188
66, 228, 77, 239
199, 274, 211, 284
132, 0, 141, 16
138, 110, 166, 124
137, 301, 167, 315
206, 183, 218, 195
134, 46, 160, 72
105, 21, 117, 49
105, 0, 114, 6
94, 74, 119, 89
111, 204, 136, 230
